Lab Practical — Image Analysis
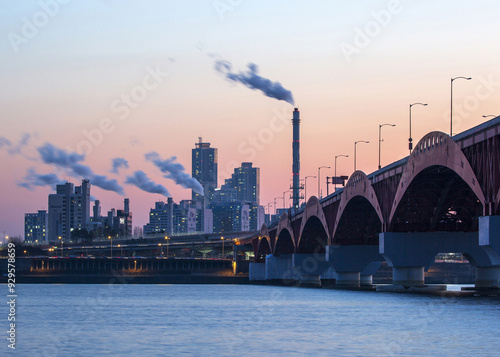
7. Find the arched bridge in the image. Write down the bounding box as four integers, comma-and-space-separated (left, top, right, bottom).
245, 117, 500, 289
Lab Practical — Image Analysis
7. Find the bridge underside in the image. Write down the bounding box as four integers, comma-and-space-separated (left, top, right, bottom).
333, 196, 381, 245
274, 229, 295, 256
297, 216, 327, 254
391, 166, 483, 232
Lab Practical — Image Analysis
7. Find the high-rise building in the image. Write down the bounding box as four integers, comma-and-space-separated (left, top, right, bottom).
211, 202, 250, 233
192, 138, 218, 205
143, 200, 173, 235
48, 180, 90, 242
24, 210, 48, 243
223, 162, 260, 204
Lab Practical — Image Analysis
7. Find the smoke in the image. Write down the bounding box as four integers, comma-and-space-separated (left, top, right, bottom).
18, 167, 64, 191
37, 143, 125, 195
145, 151, 204, 195
0, 132, 33, 156
125, 171, 170, 197
111, 157, 129, 173
214, 60, 295, 105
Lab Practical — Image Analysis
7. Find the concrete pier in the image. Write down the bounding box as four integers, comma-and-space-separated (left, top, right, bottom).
292, 254, 330, 287
326, 246, 383, 287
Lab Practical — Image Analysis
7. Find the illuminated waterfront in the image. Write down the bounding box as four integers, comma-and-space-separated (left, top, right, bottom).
5, 284, 500, 356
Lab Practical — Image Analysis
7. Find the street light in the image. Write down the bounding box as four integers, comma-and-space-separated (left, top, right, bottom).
451, 76, 472, 137
159, 243, 163, 256
409, 102, 428, 153
274, 197, 283, 215
58, 236, 63, 257
318, 166, 330, 199
378, 123, 396, 169
221, 237, 224, 258
165, 236, 170, 257
304, 175, 316, 204
283, 190, 292, 210
108, 235, 112, 257
118, 244, 123, 256
334, 155, 349, 191
354, 140, 369, 171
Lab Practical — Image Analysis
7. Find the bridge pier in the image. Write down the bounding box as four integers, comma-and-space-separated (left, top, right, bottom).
326, 246, 383, 287
249, 262, 266, 281
380, 227, 500, 289
477, 216, 500, 288
265, 254, 299, 284
292, 254, 331, 287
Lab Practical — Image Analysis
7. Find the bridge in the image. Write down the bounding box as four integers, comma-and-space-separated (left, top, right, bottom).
244, 116, 500, 290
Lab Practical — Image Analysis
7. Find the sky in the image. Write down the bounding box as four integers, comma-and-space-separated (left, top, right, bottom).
1, 0, 500, 237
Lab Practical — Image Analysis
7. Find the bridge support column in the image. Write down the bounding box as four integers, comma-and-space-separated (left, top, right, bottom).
379, 232, 486, 290
265, 254, 298, 284
477, 216, 500, 288
292, 254, 331, 287
326, 246, 383, 287
249, 262, 266, 281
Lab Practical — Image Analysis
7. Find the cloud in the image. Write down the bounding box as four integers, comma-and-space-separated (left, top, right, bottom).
125, 171, 170, 197
111, 157, 129, 174
214, 59, 295, 105
18, 168, 64, 191
145, 151, 204, 195
37, 143, 125, 195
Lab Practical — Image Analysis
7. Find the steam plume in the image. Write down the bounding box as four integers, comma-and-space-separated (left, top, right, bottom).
18, 168, 64, 190
215, 60, 295, 105
37, 143, 125, 195
111, 158, 129, 174
125, 171, 170, 197
145, 152, 204, 195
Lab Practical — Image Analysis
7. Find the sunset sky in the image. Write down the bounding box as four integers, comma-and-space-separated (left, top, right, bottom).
1, 0, 500, 237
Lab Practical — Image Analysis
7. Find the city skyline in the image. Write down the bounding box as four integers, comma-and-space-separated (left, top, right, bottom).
2, 1, 500, 237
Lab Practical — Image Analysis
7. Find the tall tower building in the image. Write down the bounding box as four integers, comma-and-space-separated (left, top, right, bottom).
48, 180, 91, 242
192, 138, 218, 205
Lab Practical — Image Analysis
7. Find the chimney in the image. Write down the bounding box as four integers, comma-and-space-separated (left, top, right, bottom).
292, 108, 301, 211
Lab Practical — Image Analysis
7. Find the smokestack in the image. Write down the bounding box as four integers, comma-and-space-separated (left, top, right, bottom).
292, 108, 301, 211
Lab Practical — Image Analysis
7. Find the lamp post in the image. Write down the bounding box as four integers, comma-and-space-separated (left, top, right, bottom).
318, 166, 330, 199
58, 236, 63, 257
108, 235, 112, 257
159, 243, 163, 256
354, 140, 369, 171
274, 197, 283, 215
334, 155, 349, 190
409, 102, 428, 153
118, 244, 123, 256
304, 175, 316, 204
451, 76, 471, 136
221, 237, 224, 258
165, 236, 169, 257
283, 190, 292, 210
378, 124, 396, 169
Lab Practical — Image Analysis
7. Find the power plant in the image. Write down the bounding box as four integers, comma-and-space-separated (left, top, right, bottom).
291, 108, 303, 211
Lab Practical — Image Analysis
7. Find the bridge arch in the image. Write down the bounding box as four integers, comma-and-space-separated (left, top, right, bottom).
331, 171, 384, 245
255, 224, 272, 262
274, 213, 295, 255
297, 197, 330, 254
389, 131, 485, 231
